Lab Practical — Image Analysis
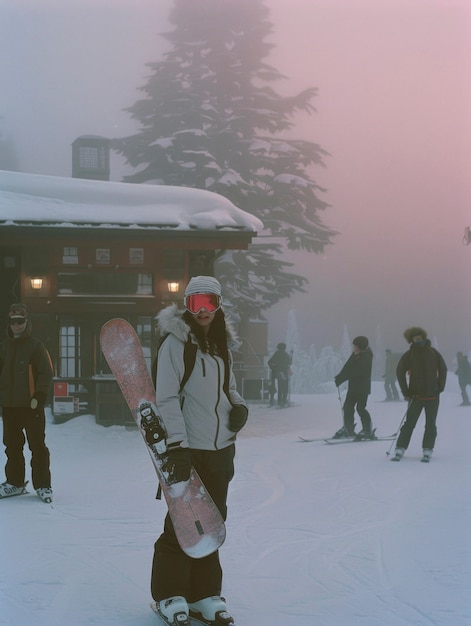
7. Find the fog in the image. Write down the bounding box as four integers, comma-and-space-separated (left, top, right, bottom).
1, 0, 470, 364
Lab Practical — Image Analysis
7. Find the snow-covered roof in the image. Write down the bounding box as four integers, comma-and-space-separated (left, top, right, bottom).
0, 170, 263, 233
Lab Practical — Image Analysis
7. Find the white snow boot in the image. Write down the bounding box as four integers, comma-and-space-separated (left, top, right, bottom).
391, 447, 405, 462
421, 448, 433, 463
189, 596, 234, 624
36, 487, 53, 503
157, 596, 189, 625
0, 481, 28, 498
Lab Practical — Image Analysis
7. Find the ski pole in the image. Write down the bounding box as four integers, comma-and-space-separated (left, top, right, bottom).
337, 386, 344, 424
386, 399, 411, 456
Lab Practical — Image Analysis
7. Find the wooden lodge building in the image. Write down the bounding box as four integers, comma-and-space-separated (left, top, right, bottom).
0, 165, 266, 425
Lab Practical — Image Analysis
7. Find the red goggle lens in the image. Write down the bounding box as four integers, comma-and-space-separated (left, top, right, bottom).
185, 293, 221, 314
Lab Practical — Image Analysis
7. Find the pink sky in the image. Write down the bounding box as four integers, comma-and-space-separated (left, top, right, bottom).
265, 0, 471, 361
1, 0, 470, 362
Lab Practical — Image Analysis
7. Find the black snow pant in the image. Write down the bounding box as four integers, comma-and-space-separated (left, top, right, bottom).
275, 373, 289, 406
459, 381, 470, 405
2, 406, 51, 489
151, 444, 235, 604
396, 397, 439, 451
343, 391, 372, 435
384, 379, 399, 400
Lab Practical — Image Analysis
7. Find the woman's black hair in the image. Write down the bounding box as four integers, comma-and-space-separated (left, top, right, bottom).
183, 309, 227, 354
182, 309, 231, 394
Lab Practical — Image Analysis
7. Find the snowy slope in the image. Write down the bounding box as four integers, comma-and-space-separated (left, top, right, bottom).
1, 380, 470, 626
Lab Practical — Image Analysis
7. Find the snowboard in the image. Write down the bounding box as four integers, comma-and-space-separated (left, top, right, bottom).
100, 319, 226, 559
150, 601, 232, 626
150, 601, 236, 626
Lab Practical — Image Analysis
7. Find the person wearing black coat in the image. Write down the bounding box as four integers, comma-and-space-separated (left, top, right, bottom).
383, 349, 400, 400
268, 342, 292, 407
0, 304, 53, 501
455, 351, 471, 406
334, 336, 374, 440
393, 327, 447, 462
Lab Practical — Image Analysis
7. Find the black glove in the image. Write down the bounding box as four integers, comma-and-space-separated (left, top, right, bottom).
229, 405, 248, 432
31, 391, 46, 410
162, 446, 192, 483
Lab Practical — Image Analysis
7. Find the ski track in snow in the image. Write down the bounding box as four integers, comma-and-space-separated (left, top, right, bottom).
1, 381, 471, 625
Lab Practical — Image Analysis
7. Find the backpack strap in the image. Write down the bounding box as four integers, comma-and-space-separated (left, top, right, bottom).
151, 334, 197, 393
180, 339, 197, 392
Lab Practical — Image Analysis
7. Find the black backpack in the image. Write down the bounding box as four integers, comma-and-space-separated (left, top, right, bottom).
151, 334, 197, 392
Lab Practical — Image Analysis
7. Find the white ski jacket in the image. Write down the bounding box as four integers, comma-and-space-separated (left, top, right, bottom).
155, 305, 247, 451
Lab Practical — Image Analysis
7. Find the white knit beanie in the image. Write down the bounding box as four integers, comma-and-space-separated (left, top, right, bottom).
184, 276, 222, 297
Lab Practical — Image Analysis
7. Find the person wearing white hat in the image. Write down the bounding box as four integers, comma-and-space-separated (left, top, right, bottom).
151, 276, 248, 625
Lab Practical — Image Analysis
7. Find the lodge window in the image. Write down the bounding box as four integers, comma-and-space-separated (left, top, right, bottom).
96, 248, 110, 264
57, 272, 153, 295
63, 246, 78, 265
129, 248, 144, 264
59, 319, 81, 377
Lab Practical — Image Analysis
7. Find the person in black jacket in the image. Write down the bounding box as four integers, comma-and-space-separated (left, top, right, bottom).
333, 336, 374, 440
267, 342, 292, 407
455, 351, 471, 406
383, 349, 400, 400
0, 304, 53, 502
392, 327, 447, 462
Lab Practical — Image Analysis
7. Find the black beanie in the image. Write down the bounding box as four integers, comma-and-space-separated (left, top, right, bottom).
353, 336, 369, 350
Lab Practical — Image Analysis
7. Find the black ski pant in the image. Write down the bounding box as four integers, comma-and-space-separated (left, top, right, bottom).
151, 444, 235, 604
343, 391, 372, 435
2, 406, 51, 489
396, 397, 439, 451
459, 381, 470, 405
275, 373, 289, 406
384, 380, 399, 400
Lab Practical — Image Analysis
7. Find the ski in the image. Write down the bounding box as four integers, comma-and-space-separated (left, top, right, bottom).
100, 319, 226, 560
324, 434, 396, 445
298, 436, 331, 443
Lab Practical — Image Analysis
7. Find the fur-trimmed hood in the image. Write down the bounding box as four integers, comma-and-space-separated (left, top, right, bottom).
156, 303, 240, 350
403, 326, 428, 344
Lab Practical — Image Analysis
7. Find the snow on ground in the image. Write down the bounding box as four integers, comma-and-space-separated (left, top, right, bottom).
1, 379, 470, 626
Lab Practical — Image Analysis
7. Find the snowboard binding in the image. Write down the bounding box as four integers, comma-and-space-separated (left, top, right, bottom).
138, 401, 168, 455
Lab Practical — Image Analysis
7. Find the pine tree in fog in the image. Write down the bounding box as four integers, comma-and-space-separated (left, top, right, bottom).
116, 0, 335, 320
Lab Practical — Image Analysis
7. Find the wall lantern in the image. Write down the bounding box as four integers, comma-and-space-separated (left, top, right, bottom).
167, 281, 180, 294
30, 277, 43, 290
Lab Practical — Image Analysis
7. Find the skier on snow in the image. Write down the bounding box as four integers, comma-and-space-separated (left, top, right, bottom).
333, 336, 374, 440
392, 327, 447, 462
